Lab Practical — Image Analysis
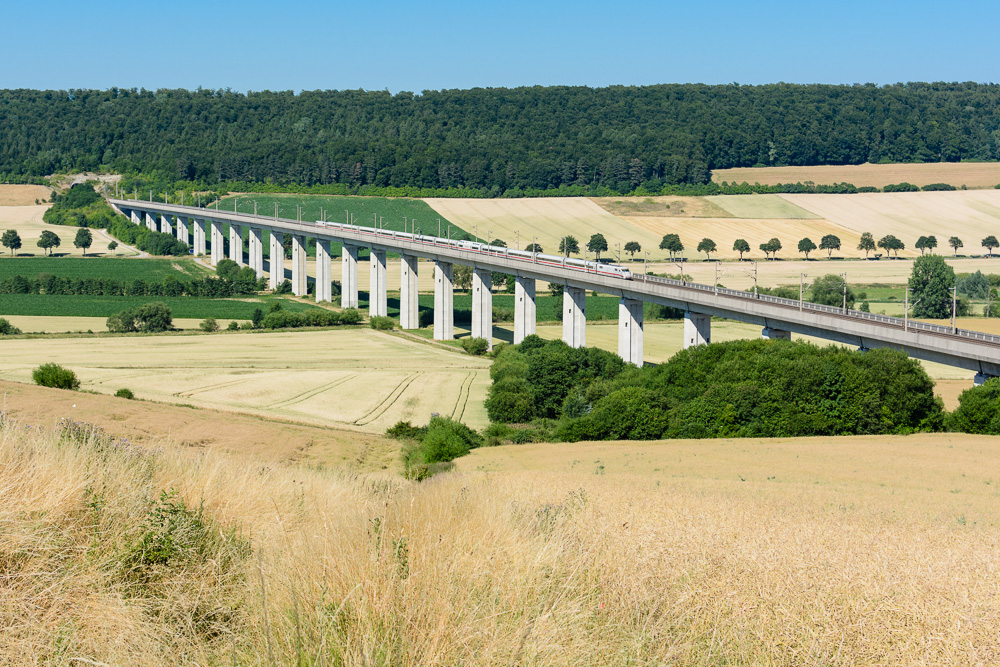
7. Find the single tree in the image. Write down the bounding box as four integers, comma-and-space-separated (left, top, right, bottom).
810, 274, 856, 310
490, 238, 507, 248
624, 241, 641, 259
878, 234, 904, 259
948, 236, 964, 256
525, 242, 543, 253
759, 237, 782, 260
659, 233, 684, 260
819, 234, 841, 258
915, 235, 938, 255
558, 235, 580, 257
798, 237, 817, 259
983, 235, 999, 257
858, 232, 876, 258
696, 238, 717, 260
1, 230, 22, 257
37, 230, 60, 256
733, 238, 750, 260
74, 228, 93, 256
108, 240, 118, 256
587, 233, 608, 260
909, 254, 956, 319
453, 264, 473, 291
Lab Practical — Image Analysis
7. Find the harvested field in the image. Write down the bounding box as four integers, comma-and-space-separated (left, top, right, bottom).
713, 162, 1000, 189
592, 195, 733, 218
0, 204, 134, 257
0, 329, 490, 432
704, 193, 820, 219
0, 184, 53, 206
781, 190, 1000, 257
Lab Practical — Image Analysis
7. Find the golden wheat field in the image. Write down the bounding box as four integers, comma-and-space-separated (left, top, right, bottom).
2, 416, 999, 666
0, 184, 53, 206
0, 204, 134, 257
713, 162, 1000, 189
0, 330, 491, 432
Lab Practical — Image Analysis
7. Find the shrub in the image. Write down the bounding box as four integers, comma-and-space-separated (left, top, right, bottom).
33, 363, 80, 390
199, 318, 219, 332
251, 308, 264, 328
461, 337, 490, 355
400, 416, 482, 480
947, 378, 1000, 434
227, 320, 239, 331
557, 387, 669, 441
340, 308, 362, 325
115, 388, 135, 399
0, 318, 21, 335
386, 420, 427, 440
370, 316, 395, 331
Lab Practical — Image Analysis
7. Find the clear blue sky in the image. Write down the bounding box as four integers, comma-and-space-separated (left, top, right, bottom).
4, 0, 999, 92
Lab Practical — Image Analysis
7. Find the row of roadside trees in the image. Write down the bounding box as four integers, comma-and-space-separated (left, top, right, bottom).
0, 228, 113, 256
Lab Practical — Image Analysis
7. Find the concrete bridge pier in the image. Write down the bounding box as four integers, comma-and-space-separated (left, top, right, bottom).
193, 219, 206, 256
291, 234, 307, 296
145, 211, 157, 232
268, 231, 285, 289
177, 216, 189, 245
762, 327, 792, 341
131, 210, 141, 225
400, 254, 419, 329
249, 227, 264, 279
514, 275, 536, 344
229, 223, 243, 265
369, 248, 388, 317
684, 312, 711, 348
472, 267, 493, 348
160, 214, 173, 235
974, 372, 996, 386
315, 239, 332, 303
210, 220, 224, 265
618, 298, 644, 366
341, 244, 359, 309
563, 286, 586, 348
434, 261, 454, 341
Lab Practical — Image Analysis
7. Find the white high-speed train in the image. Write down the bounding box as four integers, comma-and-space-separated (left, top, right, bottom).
315, 220, 633, 280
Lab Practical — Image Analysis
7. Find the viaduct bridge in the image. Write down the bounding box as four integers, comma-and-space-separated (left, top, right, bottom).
110, 198, 1000, 384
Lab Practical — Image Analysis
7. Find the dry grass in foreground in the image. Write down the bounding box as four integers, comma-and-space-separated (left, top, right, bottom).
2, 419, 999, 665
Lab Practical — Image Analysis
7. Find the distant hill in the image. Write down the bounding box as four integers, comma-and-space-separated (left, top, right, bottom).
3, 83, 1000, 193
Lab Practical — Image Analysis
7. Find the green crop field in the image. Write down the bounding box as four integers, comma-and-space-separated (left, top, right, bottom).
0, 257, 210, 281
355, 292, 649, 323
0, 294, 316, 319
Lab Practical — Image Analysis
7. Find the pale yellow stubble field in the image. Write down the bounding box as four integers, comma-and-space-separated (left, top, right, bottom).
713, 161, 1000, 188
0, 329, 491, 432
0, 204, 135, 257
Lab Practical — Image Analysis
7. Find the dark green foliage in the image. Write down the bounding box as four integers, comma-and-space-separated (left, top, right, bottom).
400, 416, 482, 480
810, 274, 856, 309
915, 235, 938, 255
878, 234, 905, 258
33, 363, 80, 390
947, 378, 1000, 434
696, 238, 717, 259
215, 259, 239, 279
883, 182, 920, 192
858, 232, 876, 257
920, 183, 957, 191
107, 302, 173, 333
37, 230, 60, 255
199, 318, 219, 332
759, 237, 782, 259
624, 241, 641, 258
909, 254, 956, 319
983, 235, 999, 257
115, 388, 135, 399
461, 337, 490, 355
558, 235, 580, 256
1, 229, 22, 255
0, 318, 21, 335
557, 387, 670, 441
260, 308, 346, 329
369, 315, 395, 331
250, 308, 264, 328
227, 320, 239, 331
587, 233, 608, 259
819, 234, 841, 257
957, 271, 990, 299
386, 420, 427, 440
73, 228, 93, 255
659, 233, 683, 258
733, 238, 750, 259
798, 237, 817, 258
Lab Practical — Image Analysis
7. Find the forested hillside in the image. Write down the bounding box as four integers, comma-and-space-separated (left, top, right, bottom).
3, 83, 1000, 191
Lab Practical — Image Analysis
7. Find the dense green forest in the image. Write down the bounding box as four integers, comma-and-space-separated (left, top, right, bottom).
4, 83, 1000, 192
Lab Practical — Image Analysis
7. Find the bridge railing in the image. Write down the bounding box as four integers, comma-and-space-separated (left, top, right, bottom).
633, 272, 1000, 345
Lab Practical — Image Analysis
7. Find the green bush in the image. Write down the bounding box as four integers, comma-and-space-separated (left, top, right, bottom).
33, 363, 80, 390
227, 320, 239, 331
370, 316, 395, 331
557, 387, 669, 441
400, 416, 482, 480
115, 388, 135, 399
461, 337, 490, 355
106, 302, 173, 333
340, 308, 362, 325
947, 378, 1000, 434
0, 318, 21, 335
199, 318, 219, 332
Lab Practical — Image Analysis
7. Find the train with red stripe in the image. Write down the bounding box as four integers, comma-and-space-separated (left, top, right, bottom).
315, 220, 634, 280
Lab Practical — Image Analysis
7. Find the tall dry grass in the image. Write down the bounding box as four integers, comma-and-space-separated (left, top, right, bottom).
1, 417, 998, 665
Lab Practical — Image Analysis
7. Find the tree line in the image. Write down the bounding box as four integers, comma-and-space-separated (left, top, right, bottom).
6, 83, 1000, 193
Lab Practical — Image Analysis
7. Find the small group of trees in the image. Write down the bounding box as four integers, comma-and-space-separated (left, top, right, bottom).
0, 228, 94, 256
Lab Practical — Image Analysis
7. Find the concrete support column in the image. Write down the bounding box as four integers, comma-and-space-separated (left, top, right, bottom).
145, 211, 157, 232
177, 216, 189, 245
315, 239, 332, 303
618, 298, 644, 366
683, 312, 711, 348
434, 261, 454, 341
210, 220, 224, 265
400, 254, 419, 329
249, 227, 264, 279
268, 231, 285, 290
974, 372, 994, 386
130, 209, 140, 225
514, 275, 536, 344
291, 234, 307, 296
229, 223, 243, 265
472, 266, 493, 348
562, 286, 586, 348
762, 327, 792, 341
369, 249, 388, 317
160, 214, 173, 235
193, 219, 206, 256
341, 244, 359, 309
